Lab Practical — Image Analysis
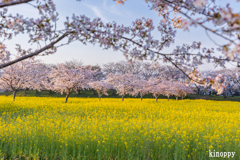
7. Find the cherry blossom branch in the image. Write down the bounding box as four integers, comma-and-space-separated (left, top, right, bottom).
0, 0, 33, 8
163, 55, 196, 82
0, 32, 70, 69
116, 35, 201, 83
161, 0, 214, 18
164, 2, 237, 45
120, 35, 236, 63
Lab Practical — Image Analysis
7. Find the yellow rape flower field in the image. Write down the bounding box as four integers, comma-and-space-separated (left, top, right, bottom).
0, 97, 240, 160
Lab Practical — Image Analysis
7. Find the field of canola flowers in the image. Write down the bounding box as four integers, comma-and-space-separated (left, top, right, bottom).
0, 96, 240, 160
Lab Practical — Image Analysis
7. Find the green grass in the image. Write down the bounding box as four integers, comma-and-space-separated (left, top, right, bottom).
0, 89, 239, 102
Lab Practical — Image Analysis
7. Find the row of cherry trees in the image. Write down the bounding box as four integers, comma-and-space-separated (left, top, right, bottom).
2, 59, 240, 102
0, 59, 194, 102
190, 68, 240, 97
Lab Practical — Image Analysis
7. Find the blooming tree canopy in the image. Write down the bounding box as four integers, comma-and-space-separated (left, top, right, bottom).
44, 64, 96, 103
106, 73, 137, 101
0, 0, 240, 87
89, 80, 111, 101
161, 80, 177, 101
173, 81, 194, 100
145, 77, 167, 102
0, 58, 44, 101
131, 79, 150, 101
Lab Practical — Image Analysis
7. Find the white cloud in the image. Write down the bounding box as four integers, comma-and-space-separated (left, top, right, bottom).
83, 4, 110, 22
103, 0, 122, 16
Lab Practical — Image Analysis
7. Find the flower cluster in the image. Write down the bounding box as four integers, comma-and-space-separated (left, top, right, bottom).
0, 0, 240, 86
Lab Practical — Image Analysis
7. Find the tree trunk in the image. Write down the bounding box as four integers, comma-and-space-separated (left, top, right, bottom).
141, 95, 143, 101
49, 90, 52, 95
197, 88, 200, 95
223, 92, 227, 99
155, 97, 158, 102
77, 89, 81, 95
229, 90, 234, 97
122, 95, 124, 101
35, 90, 38, 94
92, 89, 97, 95
167, 96, 169, 101
24, 89, 26, 95
112, 89, 115, 96
98, 95, 101, 101
13, 90, 17, 101
176, 97, 178, 101
65, 94, 70, 103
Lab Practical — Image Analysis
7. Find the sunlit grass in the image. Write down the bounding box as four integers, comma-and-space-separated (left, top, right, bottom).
0, 97, 240, 159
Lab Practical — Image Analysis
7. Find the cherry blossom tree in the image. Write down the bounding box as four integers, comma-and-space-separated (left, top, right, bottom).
201, 68, 239, 96
226, 71, 240, 96
103, 61, 167, 96
174, 81, 194, 100
84, 65, 104, 95
89, 80, 111, 101
106, 73, 137, 101
162, 80, 176, 101
32, 63, 57, 95
103, 61, 137, 75
146, 78, 167, 102
131, 79, 149, 101
0, 58, 44, 101
188, 68, 240, 97
44, 64, 96, 103
63, 59, 84, 69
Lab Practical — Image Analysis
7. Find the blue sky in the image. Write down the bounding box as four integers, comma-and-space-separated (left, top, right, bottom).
5, 0, 240, 70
